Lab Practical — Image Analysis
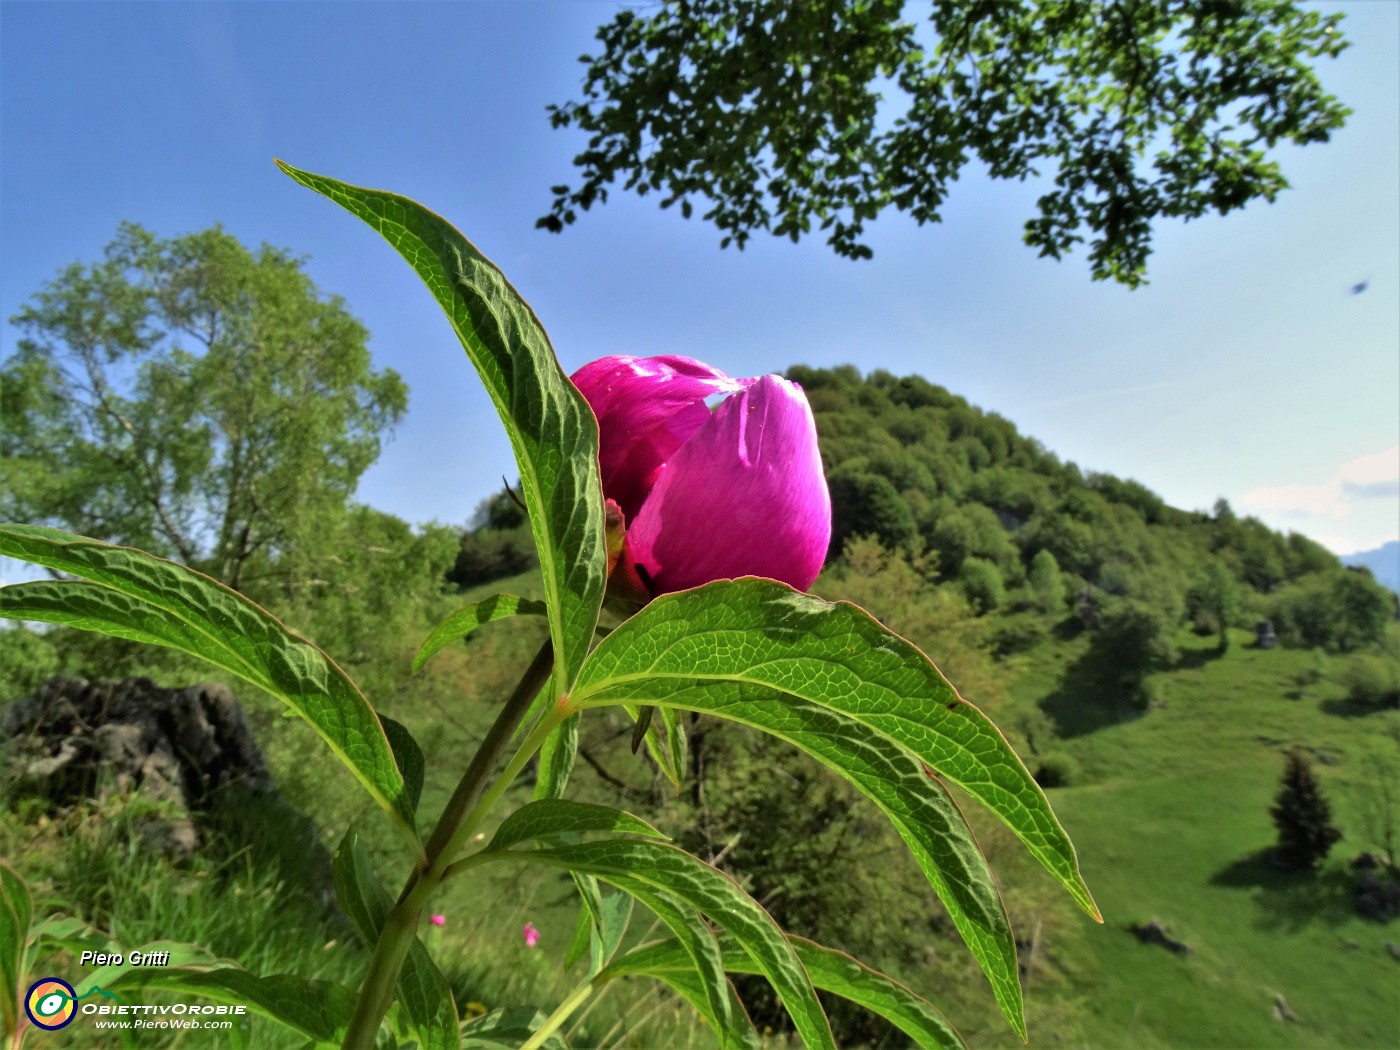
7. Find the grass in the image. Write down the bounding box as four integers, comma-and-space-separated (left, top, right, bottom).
5, 577, 1398, 1049
0, 793, 364, 1048
2, 572, 716, 1049
1000, 623, 1400, 1049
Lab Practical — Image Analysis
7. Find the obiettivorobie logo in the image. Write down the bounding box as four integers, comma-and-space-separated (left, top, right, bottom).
24, 978, 120, 1031
26, 952, 248, 1034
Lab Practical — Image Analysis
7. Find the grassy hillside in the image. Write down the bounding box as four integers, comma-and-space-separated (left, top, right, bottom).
1004, 626, 1400, 1049
3, 364, 1396, 1048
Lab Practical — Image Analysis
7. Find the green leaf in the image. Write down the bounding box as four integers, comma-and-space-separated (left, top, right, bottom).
395, 941, 459, 1050
461, 1007, 569, 1049
332, 830, 458, 1050
413, 594, 548, 674
576, 674, 1023, 1034
277, 161, 606, 695
532, 725, 615, 983
72, 941, 218, 992
564, 903, 593, 972
26, 914, 114, 961
0, 863, 32, 1042
590, 889, 633, 976
660, 706, 688, 788
606, 933, 966, 1050
333, 828, 392, 949
601, 878, 736, 1042
0, 527, 418, 845
381, 717, 425, 816
100, 966, 356, 1048
490, 838, 834, 1049
616, 965, 759, 1050
572, 579, 1097, 920
488, 799, 667, 852
534, 712, 580, 802
625, 704, 685, 790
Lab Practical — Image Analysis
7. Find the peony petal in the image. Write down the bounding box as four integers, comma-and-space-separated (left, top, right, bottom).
571, 355, 748, 521
627, 375, 831, 593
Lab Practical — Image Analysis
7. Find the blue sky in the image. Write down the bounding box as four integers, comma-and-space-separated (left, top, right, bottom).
2, 1, 1397, 573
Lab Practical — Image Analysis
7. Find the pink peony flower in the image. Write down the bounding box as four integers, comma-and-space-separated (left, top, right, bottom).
428, 914, 445, 927
522, 922, 540, 948
571, 355, 830, 596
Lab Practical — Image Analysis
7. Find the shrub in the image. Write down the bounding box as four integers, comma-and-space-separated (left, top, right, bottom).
1271, 571, 1393, 652
959, 556, 1005, 614
991, 616, 1048, 656
1028, 549, 1066, 615
0, 625, 59, 699
827, 469, 919, 554
1095, 599, 1179, 686
1344, 653, 1400, 709
1034, 752, 1080, 788
446, 526, 537, 588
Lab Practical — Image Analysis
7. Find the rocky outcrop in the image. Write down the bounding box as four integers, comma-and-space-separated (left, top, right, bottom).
1, 676, 271, 815
1351, 853, 1400, 924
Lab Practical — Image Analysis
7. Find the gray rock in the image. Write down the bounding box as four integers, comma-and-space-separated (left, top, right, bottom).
1129, 919, 1191, 955
2, 675, 270, 810
2, 675, 273, 855
1355, 868, 1400, 923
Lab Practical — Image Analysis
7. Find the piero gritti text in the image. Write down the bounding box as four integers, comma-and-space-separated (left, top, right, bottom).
80, 950, 172, 967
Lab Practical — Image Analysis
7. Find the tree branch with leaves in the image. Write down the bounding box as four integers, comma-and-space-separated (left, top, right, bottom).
539, 0, 1350, 286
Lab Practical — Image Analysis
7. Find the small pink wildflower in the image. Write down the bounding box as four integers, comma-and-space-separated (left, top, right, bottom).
522, 922, 540, 948
428, 914, 446, 927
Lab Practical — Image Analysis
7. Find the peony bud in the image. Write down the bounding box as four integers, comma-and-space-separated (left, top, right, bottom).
572, 355, 830, 596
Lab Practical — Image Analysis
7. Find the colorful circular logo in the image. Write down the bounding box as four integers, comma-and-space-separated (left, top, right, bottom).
26, 978, 78, 1030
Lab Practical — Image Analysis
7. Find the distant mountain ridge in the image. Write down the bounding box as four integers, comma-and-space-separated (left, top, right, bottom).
1343, 540, 1400, 595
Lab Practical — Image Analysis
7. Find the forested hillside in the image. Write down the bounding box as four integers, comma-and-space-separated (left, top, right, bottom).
456, 364, 1396, 670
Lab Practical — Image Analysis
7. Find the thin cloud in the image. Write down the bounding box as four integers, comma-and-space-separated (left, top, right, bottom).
1242, 445, 1400, 521
1016, 380, 1180, 413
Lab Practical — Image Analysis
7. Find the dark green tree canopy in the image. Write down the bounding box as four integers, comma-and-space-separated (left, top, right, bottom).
1, 223, 408, 592
540, 0, 1350, 285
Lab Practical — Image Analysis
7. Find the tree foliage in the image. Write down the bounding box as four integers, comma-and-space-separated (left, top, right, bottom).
540, 0, 1350, 285
1187, 561, 1242, 650
1029, 549, 1066, 615
1270, 747, 1342, 869
1270, 570, 1393, 653
1, 223, 408, 593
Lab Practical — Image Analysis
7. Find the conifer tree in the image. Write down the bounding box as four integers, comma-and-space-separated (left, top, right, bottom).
1270, 748, 1342, 868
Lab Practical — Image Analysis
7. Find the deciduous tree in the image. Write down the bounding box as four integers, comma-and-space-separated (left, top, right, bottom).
540, 0, 1350, 285
1, 223, 408, 593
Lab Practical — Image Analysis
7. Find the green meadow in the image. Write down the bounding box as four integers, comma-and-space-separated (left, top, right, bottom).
996, 626, 1400, 1049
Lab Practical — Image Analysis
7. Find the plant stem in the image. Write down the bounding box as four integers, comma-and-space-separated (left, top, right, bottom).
340, 638, 556, 1050
422, 639, 557, 866
518, 979, 595, 1050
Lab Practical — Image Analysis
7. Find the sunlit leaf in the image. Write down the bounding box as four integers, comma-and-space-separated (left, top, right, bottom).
486, 838, 834, 1048
412, 594, 547, 675
332, 830, 457, 1050
606, 932, 966, 1049
100, 966, 355, 1048
0, 863, 31, 1042
488, 799, 667, 852
277, 162, 606, 695
0, 527, 417, 846
573, 578, 1096, 918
